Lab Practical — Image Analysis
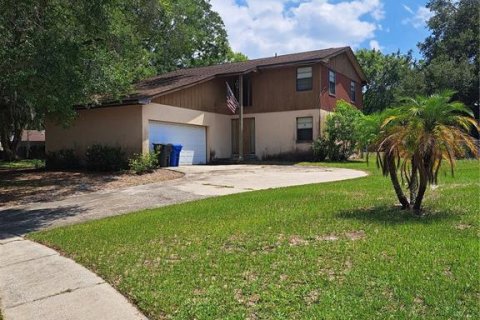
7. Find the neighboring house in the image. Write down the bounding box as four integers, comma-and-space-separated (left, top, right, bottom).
46, 46, 366, 165
18, 130, 46, 158
0, 130, 45, 159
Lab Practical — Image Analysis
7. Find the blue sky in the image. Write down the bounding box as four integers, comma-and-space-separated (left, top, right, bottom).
211, 0, 433, 59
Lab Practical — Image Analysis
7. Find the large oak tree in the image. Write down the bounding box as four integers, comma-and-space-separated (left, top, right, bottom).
419, 0, 479, 136
0, 0, 240, 160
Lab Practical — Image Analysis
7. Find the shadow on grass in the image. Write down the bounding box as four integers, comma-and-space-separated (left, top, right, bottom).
336, 205, 457, 225
0, 205, 86, 235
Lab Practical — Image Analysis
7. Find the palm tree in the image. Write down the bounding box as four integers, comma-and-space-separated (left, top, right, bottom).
376, 91, 478, 212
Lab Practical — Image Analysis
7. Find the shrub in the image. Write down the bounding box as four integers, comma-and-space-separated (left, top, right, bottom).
46, 149, 80, 170
324, 100, 363, 161
85, 144, 127, 172
128, 152, 159, 174
32, 159, 45, 169
312, 136, 329, 161
262, 150, 314, 162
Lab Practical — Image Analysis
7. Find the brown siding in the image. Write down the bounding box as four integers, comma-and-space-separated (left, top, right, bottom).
153, 56, 363, 114
326, 53, 362, 83
45, 105, 143, 158
152, 78, 231, 115
245, 64, 321, 114
155, 65, 322, 115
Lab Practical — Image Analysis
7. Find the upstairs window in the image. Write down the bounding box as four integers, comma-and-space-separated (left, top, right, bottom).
350, 81, 356, 102
328, 70, 336, 95
297, 67, 313, 91
243, 75, 253, 107
227, 76, 252, 107
297, 117, 313, 142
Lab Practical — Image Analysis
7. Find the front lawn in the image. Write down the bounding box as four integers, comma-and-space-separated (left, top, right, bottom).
30, 160, 479, 319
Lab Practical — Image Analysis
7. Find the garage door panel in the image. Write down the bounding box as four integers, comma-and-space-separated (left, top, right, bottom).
149, 121, 206, 165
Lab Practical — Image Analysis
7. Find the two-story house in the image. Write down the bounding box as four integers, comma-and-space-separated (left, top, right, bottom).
46, 46, 367, 164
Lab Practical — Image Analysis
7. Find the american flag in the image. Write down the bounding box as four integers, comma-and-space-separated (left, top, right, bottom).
226, 82, 239, 114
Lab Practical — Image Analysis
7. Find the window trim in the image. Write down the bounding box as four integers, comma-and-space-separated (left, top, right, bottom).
328, 70, 336, 96
296, 66, 313, 92
296, 116, 314, 143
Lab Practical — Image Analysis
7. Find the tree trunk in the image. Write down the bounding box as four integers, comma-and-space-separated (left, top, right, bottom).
413, 159, 428, 212
409, 159, 418, 204
387, 155, 410, 209
0, 129, 21, 161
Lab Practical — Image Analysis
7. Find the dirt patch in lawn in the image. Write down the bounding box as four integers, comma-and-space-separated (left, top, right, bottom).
0, 169, 184, 207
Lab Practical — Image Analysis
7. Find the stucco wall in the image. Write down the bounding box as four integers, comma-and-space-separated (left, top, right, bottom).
142, 103, 232, 160
46, 103, 332, 162
45, 105, 143, 157
230, 109, 330, 159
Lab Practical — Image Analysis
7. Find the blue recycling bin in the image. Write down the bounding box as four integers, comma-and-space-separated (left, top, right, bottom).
169, 145, 183, 167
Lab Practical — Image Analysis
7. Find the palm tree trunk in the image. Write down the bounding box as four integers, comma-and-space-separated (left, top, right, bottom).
387, 155, 410, 209
409, 159, 418, 204
413, 159, 428, 212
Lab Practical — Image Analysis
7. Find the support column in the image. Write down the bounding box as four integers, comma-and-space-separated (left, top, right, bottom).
238, 74, 244, 161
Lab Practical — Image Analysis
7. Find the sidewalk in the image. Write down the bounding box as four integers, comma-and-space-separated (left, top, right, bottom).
0, 233, 147, 320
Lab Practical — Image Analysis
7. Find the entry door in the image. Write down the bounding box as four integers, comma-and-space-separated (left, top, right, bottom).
232, 118, 255, 155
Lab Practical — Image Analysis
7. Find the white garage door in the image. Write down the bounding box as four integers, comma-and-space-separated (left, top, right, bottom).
149, 121, 207, 165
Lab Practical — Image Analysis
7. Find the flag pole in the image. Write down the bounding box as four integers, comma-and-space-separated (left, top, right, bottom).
238, 74, 244, 161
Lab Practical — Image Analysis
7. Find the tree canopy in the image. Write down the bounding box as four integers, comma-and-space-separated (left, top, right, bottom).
0, 0, 240, 160
356, 0, 479, 119
355, 49, 423, 114
419, 0, 479, 110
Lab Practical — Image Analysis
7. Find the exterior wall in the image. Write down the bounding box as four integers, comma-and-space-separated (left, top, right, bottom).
152, 78, 231, 115
230, 109, 330, 159
45, 105, 143, 157
245, 64, 321, 114
154, 65, 322, 115
320, 65, 363, 112
142, 103, 232, 160
155, 58, 362, 115
326, 53, 362, 83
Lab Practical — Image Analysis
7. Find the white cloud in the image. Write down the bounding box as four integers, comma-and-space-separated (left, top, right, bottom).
402, 4, 414, 14
369, 39, 382, 51
402, 6, 433, 29
211, 0, 385, 58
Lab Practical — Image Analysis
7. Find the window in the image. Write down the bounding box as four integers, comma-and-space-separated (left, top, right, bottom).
350, 81, 356, 102
241, 75, 253, 107
297, 117, 313, 142
328, 70, 336, 95
227, 76, 252, 107
297, 67, 313, 91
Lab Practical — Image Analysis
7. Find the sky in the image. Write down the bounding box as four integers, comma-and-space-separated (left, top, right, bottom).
210, 0, 434, 59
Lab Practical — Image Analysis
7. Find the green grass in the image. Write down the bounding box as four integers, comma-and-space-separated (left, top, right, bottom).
0, 159, 44, 170
30, 160, 480, 319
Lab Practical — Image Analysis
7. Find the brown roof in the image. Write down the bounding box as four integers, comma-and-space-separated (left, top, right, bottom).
132, 46, 366, 100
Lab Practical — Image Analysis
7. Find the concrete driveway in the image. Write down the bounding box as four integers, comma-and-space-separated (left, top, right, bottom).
0, 165, 367, 234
